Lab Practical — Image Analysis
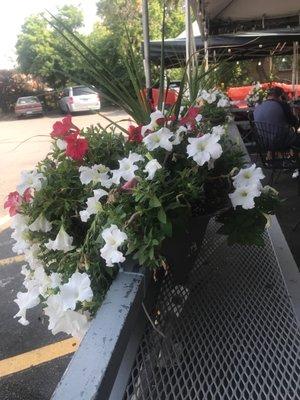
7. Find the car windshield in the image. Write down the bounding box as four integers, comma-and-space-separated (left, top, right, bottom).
17, 97, 39, 104
72, 87, 96, 96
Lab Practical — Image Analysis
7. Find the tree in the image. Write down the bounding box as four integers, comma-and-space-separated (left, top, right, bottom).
16, 5, 85, 87
86, 0, 185, 90
0, 70, 47, 112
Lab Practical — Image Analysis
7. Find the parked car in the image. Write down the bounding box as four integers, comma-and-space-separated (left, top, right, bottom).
58, 86, 101, 114
15, 96, 43, 118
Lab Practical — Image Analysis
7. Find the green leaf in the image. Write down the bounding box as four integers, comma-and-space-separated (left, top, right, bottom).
149, 196, 161, 208
158, 208, 167, 224
162, 220, 172, 237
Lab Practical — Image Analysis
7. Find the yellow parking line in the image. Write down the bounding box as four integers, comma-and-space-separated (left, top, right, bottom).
0, 338, 78, 378
0, 255, 25, 267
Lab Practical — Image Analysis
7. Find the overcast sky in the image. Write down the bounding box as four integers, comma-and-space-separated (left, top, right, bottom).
0, 0, 99, 69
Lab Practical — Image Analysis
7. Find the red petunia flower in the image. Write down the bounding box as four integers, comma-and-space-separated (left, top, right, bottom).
179, 107, 200, 126
51, 115, 78, 139
127, 125, 143, 143
4, 191, 22, 216
65, 132, 89, 161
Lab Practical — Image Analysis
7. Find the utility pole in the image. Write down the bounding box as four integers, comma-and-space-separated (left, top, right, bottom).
142, 0, 152, 102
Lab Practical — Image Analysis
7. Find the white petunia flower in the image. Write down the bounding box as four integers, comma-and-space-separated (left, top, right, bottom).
21, 264, 31, 280
45, 226, 75, 253
46, 296, 87, 338
195, 114, 203, 123
24, 244, 44, 270
79, 189, 107, 222
11, 214, 29, 231
100, 225, 127, 267
11, 229, 31, 254
61, 310, 90, 339
173, 126, 187, 145
187, 134, 223, 167
49, 272, 62, 289
44, 294, 90, 338
217, 97, 230, 108
79, 164, 112, 188
27, 266, 51, 297
144, 159, 162, 180
100, 244, 126, 267
127, 152, 144, 164
56, 139, 67, 150
17, 170, 45, 195
143, 127, 174, 152
11, 214, 31, 254
101, 225, 127, 248
59, 272, 93, 311
44, 294, 64, 331
29, 214, 52, 233
111, 153, 144, 184
233, 164, 265, 189
229, 185, 261, 209
199, 89, 217, 104
211, 125, 226, 138
14, 288, 40, 326
141, 110, 165, 136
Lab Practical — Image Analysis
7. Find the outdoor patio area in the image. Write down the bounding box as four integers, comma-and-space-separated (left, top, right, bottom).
1, 1, 300, 399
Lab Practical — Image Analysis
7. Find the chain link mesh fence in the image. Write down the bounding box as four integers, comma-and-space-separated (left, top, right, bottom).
124, 219, 300, 400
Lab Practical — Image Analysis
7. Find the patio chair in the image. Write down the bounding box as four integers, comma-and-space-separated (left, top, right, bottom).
253, 121, 300, 187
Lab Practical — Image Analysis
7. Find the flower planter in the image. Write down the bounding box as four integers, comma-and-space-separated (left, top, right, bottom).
162, 214, 211, 284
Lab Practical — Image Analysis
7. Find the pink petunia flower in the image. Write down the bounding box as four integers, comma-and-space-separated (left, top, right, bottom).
4, 192, 22, 216
121, 178, 138, 192
4, 189, 31, 216
23, 188, 32, 203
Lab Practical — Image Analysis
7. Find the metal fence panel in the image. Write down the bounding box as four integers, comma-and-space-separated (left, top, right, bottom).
124, 219, 300, 400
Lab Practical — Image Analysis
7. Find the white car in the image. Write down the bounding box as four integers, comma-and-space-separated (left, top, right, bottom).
58, 86, 101, 114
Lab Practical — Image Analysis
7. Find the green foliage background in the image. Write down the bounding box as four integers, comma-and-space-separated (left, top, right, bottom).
16, 1, 185, 90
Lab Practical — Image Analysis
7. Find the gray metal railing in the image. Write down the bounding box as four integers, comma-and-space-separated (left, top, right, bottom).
51, 124, 300, 400
52, 269, 147, 400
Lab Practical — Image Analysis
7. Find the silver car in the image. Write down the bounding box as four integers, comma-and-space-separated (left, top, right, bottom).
58, 86, 101, 113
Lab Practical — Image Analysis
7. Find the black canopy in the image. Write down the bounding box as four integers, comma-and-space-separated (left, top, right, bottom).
149, 28, 300, 67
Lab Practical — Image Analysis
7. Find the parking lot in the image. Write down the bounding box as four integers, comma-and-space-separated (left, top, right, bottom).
0, 108, 128, 220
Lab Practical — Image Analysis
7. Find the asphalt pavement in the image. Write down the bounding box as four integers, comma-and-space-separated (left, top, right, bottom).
0, 108, 128, 220
0, 108, 128, 399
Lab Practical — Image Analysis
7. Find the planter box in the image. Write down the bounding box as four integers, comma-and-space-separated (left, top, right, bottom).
162, 215, 211, 283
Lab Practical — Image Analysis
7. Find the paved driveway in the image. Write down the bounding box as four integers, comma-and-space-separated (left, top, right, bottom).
0, 108, 129, 220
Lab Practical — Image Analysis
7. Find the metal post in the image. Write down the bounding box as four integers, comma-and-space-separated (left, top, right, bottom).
142, 0, 152, 102
200, 0, 209, 72
292, 41, 299, 99
185, 0, 192, 85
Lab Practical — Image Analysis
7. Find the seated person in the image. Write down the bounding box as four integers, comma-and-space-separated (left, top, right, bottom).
254, 87, 300, 148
